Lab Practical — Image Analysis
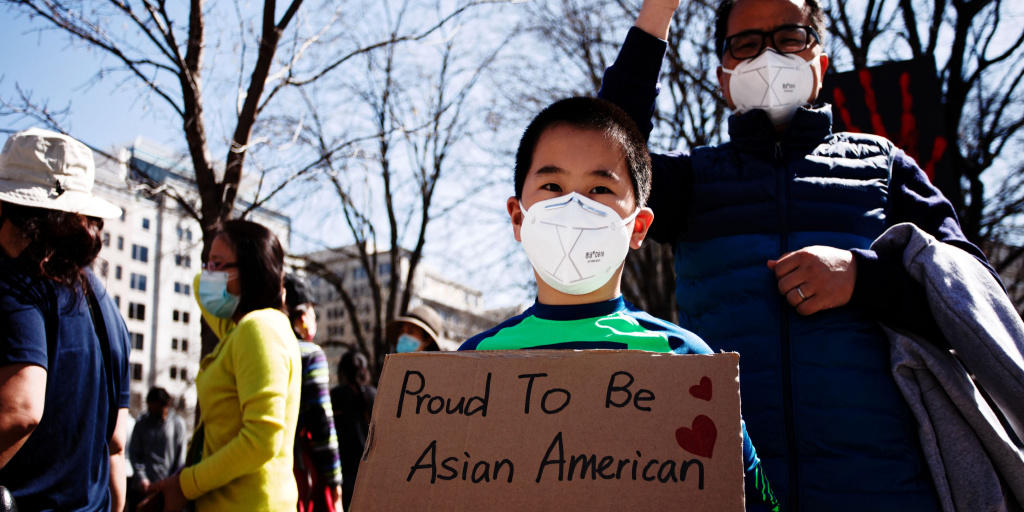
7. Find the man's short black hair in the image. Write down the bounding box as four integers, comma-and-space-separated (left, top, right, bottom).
714, 0, 827, 61
514, 97, 651, 208
147, 387, 171, 406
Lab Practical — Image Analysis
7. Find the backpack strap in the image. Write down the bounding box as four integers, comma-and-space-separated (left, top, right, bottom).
84, 279, 118, 442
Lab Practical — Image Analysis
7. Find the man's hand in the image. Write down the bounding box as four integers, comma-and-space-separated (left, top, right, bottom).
139, 478, 150, 493
767, 246, 857, 315
635, 0, 682, 40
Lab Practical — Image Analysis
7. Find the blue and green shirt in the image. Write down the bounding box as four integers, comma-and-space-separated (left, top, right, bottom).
460, 297, 708, 353
459, 296, 780, 511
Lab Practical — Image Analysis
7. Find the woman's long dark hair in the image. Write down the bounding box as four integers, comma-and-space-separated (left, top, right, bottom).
218, 219, 285, 318
2, 201, 103, 294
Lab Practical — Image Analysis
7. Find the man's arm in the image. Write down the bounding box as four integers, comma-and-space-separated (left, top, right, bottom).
109, 407, 130, 512
598, 2, 695, 244
597, 26, 669, 141
0, 364, 46, 469
770, 151, 998, 342
848, 151, 999, 339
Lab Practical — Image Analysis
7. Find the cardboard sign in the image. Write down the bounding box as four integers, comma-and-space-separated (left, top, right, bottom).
350, 351, 744, 511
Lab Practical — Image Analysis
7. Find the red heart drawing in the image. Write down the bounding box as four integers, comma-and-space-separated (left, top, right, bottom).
689, 376, 712, 401
675, 415, 717, 458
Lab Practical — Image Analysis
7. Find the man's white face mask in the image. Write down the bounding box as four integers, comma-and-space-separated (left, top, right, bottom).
519, 192, 639, 296
724, 49, 819, 125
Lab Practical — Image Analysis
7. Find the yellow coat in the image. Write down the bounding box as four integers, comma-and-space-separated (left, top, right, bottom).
180, 274, 301, 510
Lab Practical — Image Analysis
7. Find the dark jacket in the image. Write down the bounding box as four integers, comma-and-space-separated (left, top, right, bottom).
599, 27, 995, 511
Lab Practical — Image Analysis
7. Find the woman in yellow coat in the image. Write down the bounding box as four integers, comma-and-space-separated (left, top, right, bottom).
143, 220, 301, 511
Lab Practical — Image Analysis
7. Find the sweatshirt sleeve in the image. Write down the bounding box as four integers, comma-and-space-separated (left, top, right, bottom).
598, 27, 668, 141
598, 27, 693, 245
849, 150, 1000, 343
178, 315, 294, 499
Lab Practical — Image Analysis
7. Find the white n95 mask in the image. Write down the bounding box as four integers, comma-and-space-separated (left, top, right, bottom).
723, 49, 818, 126
519, 192, 639, 295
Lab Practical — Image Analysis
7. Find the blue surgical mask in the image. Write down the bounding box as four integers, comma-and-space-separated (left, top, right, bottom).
396, 334, 421, 353
198, 270, 240, 318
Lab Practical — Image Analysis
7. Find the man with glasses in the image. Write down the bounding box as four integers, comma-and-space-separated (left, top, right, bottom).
599, 0, 991, 510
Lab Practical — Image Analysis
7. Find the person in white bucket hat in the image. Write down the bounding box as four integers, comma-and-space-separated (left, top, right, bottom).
0, 128, 131, 512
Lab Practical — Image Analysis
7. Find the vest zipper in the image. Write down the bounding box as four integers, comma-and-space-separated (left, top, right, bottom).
776, 143, 798, 511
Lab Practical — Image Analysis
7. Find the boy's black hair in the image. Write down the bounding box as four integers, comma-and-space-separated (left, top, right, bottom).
714, 0, 826, 61
514, 97, 651, 208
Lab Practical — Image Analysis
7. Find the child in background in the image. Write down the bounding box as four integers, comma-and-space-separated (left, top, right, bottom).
458, 97, 779, 511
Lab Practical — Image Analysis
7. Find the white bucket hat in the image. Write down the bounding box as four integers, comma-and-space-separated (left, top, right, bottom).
0, 128, 122, 219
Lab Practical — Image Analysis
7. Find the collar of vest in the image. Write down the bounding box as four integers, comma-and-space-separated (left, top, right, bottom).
727, 103, 834, 154
530, 296, 626, 321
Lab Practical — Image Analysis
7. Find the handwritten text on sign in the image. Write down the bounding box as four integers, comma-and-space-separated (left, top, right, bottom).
351, 351, 743, 512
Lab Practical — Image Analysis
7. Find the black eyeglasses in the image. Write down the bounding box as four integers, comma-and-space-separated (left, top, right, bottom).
721, 25, 820, 60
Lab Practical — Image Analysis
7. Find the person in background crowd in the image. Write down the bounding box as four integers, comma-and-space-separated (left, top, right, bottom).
597, 0, 999, 509
141, 220, 301, 511
330, 349, 376, 512
0, 128, 130, 512
129, 387, 188, 507
388, 304, 444, 353
284, 273, 343, 512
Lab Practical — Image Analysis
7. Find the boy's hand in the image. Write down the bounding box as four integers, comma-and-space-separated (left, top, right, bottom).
635, 0, 682, 40
768, 246, 857, 316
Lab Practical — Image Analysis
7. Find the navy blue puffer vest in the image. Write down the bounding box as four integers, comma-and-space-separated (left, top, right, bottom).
675, 106, 939, 511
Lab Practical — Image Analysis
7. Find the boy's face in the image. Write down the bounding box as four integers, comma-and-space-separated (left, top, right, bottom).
508, 125, 654, 304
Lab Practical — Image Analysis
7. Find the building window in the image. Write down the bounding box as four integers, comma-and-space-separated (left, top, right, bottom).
181, 339, 188, 352
169, 366, 177, 379
173, 282, 191, 295
142, 218, 150, 230
127, 302, 146, 321
117, 236, 124, 250
379, 262, 391, 275
182, 312, 190, 324
177, 227, 193, 242
100, 261, 109, 277
131, 245, 149, 263
175, 255, 191, 268
115, 266, 122, 280
102, 233, 110, 247
171, 338, 178, 350
130, 332, 144, 350
353, 267, 367, 280
172, 310, 179, 321
130, 273, 147, 291
130, 363, 142, 381
114, 295, 120, 308
120, 210, 126, 222
180, 368, 189, 381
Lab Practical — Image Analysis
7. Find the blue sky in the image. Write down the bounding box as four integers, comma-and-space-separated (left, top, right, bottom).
1, 10, 182, 148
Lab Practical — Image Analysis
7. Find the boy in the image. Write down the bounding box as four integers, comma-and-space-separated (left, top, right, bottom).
459, 97, 779, 510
